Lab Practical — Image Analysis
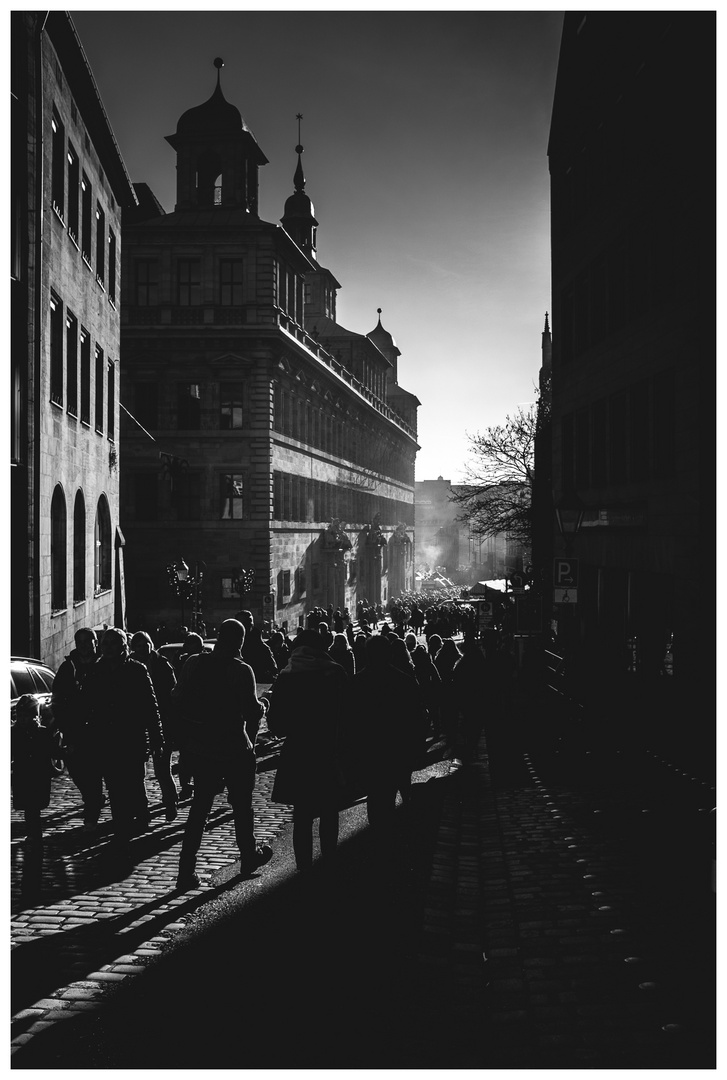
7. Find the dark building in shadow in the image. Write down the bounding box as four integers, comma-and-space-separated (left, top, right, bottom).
546, 13, 715, 733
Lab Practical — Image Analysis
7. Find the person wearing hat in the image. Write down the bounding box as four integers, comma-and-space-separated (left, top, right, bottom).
11, 694, 60, 843
267, 629, 351, 871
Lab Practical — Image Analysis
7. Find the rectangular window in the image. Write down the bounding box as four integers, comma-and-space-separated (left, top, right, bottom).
51, 109, 65, 218
95, 203, 105, 285
107, 360, 115, 440
50, 292, 63, 406
220, 473, 243, 519
220, 382, 244, 429
66, 310, 78, 416
178, 383, 201, 429
80, 328, 91, 423
135, 259, 159, 306
177, 259, 201, 305
81, 173, 92, 264
95, 345, 104, 432
282, 569, 291, 598
67, 143, 79, 242
132, 381, 159, 431
273, 472, 283, 518
108, 229, 117, 304
220, 259, 243, 305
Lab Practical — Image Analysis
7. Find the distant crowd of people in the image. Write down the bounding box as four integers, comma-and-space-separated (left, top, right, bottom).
11, 603, 514, 888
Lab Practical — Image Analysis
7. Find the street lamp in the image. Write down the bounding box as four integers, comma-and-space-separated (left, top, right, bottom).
554, 492, 585, 555
233, 567, 256, 603
166, 559, 204, 632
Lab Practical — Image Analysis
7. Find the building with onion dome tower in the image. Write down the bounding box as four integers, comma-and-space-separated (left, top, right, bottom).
119, 61, 419, 634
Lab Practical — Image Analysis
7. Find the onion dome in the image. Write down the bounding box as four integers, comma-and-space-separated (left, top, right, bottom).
368, 309, 400, 357
174, 58, 247, 137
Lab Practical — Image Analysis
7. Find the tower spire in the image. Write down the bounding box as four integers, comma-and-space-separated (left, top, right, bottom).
281, 112, 318, 259
294, 113, 305, 193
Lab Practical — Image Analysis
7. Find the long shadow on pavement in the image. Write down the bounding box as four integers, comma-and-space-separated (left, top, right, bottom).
11, 763, 474, 1070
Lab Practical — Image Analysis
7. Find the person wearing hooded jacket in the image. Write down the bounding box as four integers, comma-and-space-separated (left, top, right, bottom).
267, 629, 350, 871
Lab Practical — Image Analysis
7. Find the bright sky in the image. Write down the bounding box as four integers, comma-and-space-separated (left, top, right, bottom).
69, 7, 564, 484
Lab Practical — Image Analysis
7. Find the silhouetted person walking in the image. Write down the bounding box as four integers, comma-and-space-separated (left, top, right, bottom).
173, 619, 272, 890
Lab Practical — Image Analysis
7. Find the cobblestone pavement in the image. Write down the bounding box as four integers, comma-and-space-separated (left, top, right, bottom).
10, 734, 294, 1052
10, 689, 716, 1069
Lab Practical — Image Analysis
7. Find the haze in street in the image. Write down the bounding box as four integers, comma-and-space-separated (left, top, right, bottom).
70, 7, 563, 481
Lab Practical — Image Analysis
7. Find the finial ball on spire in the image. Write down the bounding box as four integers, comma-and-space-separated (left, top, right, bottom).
377, 308, 382, 316
295, 144, 304, 154
214, 57, 224, 69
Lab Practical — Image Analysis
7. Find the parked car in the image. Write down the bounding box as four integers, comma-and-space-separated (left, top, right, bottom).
10, 656, 63, 774
157, 640, 214, 667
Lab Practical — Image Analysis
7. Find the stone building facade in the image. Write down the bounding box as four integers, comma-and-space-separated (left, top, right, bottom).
548, 12, 715, 681
120, 64, 419, 635
11, 12, 137, 669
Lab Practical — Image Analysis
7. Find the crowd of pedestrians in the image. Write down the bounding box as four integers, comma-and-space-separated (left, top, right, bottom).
12, 602, 512, 887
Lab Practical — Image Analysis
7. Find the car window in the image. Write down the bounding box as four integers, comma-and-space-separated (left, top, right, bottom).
31, 668, 54, 693
11, 667, 35, 698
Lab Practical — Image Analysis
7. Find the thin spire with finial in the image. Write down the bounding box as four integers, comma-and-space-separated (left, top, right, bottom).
213, 57, 224, 90
377, 307, 382, 323
544, 311, 550, 333
293, 112, 305, 193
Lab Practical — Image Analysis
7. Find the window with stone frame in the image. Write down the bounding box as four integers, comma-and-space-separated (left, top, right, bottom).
51, 484, 67, 611
50, 292, 64, 406
177, 382, 201, 429
95, 202, 105, 286
177, 258, 201, 305
220, 382, 244, 429
66, 310, 78, 416
94, 345, 104, 433
51, 108, 65, 219
80, 328, 91, 424
219, 259, 243, 305
135, 259, 159, 306
81, 172, 92, 265
220, 473, 244, 519
67, 142, 79, 243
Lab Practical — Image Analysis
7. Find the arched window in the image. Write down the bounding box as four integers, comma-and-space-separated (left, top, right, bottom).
51, 484, 67, 611
196, 151, 222, 207
73, 490, 86, 603
94, 494, 112, 594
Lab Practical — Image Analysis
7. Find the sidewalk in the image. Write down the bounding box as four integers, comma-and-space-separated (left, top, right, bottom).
10, 693, 716, 1068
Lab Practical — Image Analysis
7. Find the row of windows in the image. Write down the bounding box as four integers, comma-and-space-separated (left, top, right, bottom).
51, 106, 117, 303
50, 487, 112, 612
273, 384, 410, 482
272, 470, 414, 528
49, 291, 115, 437
127, 381, 244, 433
560, 370, 675, 490
132, 257, 244, 308
127, 470, 246, 522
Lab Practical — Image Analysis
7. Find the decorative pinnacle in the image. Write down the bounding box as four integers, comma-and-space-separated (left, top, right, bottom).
293, 113, 305, 192
214, 57, 224, 89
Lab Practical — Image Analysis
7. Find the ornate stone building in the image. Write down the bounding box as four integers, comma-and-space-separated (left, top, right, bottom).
11, 12, 137, 669
120, 63, 419, 634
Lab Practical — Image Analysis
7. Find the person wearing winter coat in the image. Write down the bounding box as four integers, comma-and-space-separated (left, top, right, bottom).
434, 638, 462, 746
236, 610, 279, 684
11, 695, 60, 842
130, 632, 179, 821
172, 619, 272, 890
267, 630, 350, 871
328, 632, 356, 676
81, 628, 163, 848
51, 626, 105, 826
352, 635, 421, 827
